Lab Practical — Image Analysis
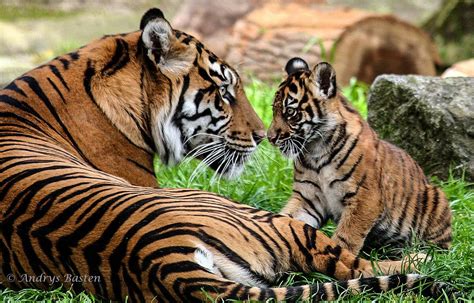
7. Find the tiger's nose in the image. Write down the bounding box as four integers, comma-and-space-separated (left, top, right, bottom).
252, 130, 266, 145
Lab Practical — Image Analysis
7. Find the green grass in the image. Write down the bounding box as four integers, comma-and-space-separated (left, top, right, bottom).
0, 4, 78, 21
0, 287, 97, 302
1, 80, 472, 302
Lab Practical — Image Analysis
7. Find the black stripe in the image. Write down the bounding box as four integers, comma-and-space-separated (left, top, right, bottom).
418, 187, 433, 237
285, 286, 304, 301
148, 263, 174, 301
335, 133, 360, 169
329, 154, 363, 187
353, 257, 360, 269
388, 274, 406, 289
340, 173, 366, 205
230, 283, 245, 299
47, 77, 66, 103
4, 81, 26, 97
310, 283, 326, 300
312, 98, 324, 118
411, 186, 425, 233
59, 58, 70, 69
197, 65, 214, 83
395, 154, 412, 233
0, 94, 43, 120
68, 51, 80, 61
317, 123, 348, 172
303, 224, 317, 249
341, 97, 357, 113
122, 263, 145, 302
138, 67, 156, 151
293, 190, 325, 225
48, 64, 70, 90
325, 257, 337, 277
126, 158, 155, 177
102, 38, 130, 76
83, 59, 96, 102
359, 277, 382, 293
294, 178, 321, 191
161, 261, 212, 281
335, 234, 350, 248
289, 225, 314, 268
425, 188, 441, 235
425, 215, 451, 241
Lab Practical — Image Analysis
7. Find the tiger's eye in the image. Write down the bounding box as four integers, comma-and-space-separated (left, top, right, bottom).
219, 86, 226, 96
286, 108, 296, 116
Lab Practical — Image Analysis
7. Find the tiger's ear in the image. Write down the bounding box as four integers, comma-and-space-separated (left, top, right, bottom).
285, 57, 310, 75
312, 62, 337, 99
140, 8, 192, 75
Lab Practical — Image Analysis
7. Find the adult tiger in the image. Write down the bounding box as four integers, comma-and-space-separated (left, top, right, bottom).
267, 58, 452, 256
0, 8, 447, 302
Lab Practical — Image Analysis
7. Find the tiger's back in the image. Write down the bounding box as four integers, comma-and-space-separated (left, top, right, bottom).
268, 58, 452, 255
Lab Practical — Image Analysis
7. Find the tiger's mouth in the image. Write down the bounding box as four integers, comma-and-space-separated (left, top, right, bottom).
195, 145, 255, 178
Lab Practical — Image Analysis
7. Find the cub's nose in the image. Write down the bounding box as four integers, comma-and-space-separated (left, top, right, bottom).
252, 130, 266, 145
267, 128, 279, 145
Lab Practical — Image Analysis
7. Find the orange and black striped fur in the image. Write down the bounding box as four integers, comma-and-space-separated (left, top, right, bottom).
268, 58, 452, 256
0, 9, 448, 302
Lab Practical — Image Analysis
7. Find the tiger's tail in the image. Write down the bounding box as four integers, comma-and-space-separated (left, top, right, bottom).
198, 274, 450, 302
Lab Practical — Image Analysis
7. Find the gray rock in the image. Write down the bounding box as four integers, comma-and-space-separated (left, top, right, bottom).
368, 75, 474, 181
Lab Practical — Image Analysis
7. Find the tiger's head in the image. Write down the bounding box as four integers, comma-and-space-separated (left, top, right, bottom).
138, 9, 265, 177
267, 58, 344, 159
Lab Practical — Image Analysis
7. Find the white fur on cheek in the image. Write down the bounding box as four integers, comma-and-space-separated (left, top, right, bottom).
151, 100, 184, 166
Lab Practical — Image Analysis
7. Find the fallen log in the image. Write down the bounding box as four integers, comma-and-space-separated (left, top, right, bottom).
225, 3, 440, 85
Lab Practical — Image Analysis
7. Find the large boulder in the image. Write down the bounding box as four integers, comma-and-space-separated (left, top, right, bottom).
368, 75, 474, 181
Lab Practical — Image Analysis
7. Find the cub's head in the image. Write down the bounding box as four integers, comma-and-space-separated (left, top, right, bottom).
267, 57, 342, 159
140, 9, 265, 177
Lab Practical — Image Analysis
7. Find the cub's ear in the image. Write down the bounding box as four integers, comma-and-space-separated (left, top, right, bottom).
285, 57, 310, 75
312, 62, 337, 99
140, 8, 192, 75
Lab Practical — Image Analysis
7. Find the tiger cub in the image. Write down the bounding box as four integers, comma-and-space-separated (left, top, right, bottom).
267, 57, 452, 255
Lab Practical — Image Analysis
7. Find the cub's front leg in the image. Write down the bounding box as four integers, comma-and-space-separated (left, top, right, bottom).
280, 191, 328, 229
332, 194, 383, 255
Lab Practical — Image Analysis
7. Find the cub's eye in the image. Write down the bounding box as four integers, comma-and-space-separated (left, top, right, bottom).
286, 108, 296, 117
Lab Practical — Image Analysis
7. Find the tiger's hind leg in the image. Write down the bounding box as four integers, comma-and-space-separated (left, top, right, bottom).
147, 245, 288, 302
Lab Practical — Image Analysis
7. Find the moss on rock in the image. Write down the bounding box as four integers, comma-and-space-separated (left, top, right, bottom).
368, 75, 474, 181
